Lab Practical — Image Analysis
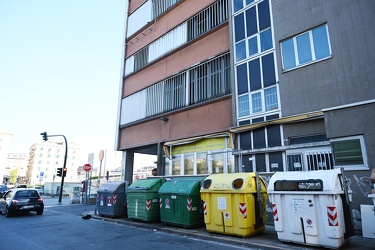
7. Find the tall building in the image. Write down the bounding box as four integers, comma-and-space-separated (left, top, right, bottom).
26, 140, 83, 185
116, 0, 234, 180
229, 0, 375, 227
116, 0, 375, 229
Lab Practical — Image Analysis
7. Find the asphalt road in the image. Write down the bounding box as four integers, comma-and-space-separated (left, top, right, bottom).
0, 198, 252, 250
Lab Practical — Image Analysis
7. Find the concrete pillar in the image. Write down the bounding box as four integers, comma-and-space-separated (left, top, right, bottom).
121, 150, 134, 184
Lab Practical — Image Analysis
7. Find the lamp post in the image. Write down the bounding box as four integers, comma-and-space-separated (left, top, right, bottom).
40, 132, 68, 205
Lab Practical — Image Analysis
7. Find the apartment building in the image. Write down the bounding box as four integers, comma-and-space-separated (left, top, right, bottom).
230, 0, 375, 227
117, 0, 234, 181
26, 140, 83, 185
116, 0, 375, 229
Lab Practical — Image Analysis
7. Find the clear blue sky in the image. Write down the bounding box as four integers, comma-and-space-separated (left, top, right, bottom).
0, 0, 126, 155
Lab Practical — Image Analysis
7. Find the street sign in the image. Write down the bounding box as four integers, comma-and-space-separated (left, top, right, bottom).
83, 164, 92, 172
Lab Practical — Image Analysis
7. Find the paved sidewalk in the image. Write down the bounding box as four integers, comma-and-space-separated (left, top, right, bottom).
86, 211, 375, 249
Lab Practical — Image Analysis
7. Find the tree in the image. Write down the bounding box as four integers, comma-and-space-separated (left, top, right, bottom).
9, 168, 19, 184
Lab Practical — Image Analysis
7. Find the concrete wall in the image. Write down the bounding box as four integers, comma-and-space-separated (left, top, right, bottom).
272, 0, 375, 116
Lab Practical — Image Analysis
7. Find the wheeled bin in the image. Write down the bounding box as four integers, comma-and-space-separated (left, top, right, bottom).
159, 177, 205, 228
97, 181, 128, 218
267, 168, 354, 249
200, 173, 267, 237
127, 178, 164, 222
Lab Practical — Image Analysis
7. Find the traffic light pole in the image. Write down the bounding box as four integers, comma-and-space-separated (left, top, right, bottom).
58, 134, 67, 205
40, 132, 67, 205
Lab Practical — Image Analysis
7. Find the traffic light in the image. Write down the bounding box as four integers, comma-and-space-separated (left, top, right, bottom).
40, 132, 48, 141
57, 168, 62, 177
63, 168, 67, 177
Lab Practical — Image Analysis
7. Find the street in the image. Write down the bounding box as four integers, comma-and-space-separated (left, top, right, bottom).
0, 198, 250, 250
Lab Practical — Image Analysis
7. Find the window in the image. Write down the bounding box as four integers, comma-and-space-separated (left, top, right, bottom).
331, 136, 367, 168
238, 95, 250, 117
281, 24, 331, 70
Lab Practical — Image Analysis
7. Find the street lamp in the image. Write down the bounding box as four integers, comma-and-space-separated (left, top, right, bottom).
40, 132, 68, 205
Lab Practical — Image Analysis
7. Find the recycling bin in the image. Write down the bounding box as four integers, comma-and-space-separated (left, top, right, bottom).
159, 177, 205, 228
127, 178, 164, 222
267, 168, 354, 249
200, 173, 267, 237
97, 181, 128, 218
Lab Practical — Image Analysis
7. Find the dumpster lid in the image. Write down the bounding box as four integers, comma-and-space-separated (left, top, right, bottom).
127, 178, 163, 191
268, 168, 344, 193
97, 181, 127, 193
200, 173, 267, 193
158, 177, 205, 195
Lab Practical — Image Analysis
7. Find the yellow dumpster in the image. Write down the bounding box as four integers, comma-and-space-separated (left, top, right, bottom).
200, 173, 267, 237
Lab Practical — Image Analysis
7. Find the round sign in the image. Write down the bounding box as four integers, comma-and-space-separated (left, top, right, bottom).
99, 150, 104, 161
83, 163, 92, 172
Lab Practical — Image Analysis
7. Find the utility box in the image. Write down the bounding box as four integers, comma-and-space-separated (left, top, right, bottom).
97, 181, 128, 218
200, 173, 267, 237
268, 168, 354, 249
127, 178, 164, 222
159, 177, 205, 228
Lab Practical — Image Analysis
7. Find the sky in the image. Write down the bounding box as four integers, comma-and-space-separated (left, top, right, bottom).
0, 0, 127, 156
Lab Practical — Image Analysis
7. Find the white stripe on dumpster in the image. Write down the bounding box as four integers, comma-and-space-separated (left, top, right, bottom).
239, 202, 247, 218
187, 198, 192, 211
146, 200, 151, 211
203, 200, 207, 215
272, 203, 279, 221
327, 205, 338, 226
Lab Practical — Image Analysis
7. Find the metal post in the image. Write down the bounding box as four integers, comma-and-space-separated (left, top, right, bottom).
58, 135, 67, 205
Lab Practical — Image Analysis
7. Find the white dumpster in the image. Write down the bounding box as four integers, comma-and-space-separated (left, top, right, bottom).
268, 168, 354, 249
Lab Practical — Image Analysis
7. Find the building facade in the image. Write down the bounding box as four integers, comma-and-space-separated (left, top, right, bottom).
230, 0, 375, 227
4, 153, 28, 184
117, 0, 234, 181
26, 140, 83, 186
116, 0, 375, 229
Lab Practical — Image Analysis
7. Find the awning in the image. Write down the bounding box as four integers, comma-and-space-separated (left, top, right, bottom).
163, 132, 230, 159
230, 111, 324, 133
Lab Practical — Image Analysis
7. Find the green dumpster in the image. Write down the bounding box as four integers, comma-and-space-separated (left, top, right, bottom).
159, 177, 205, 228
127, 178, 164, 222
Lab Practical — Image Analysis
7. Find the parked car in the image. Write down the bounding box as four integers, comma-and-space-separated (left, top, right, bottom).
0, 185, 8, 196
0, 188, 44, 217
15, 184, 27, 189
34, 186, 44, 195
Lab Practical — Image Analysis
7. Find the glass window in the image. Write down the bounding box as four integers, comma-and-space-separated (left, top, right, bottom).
236, 41, 247, 62
281, 39, 296, 70
238, 95, 250, 117
258, 0, 270, 30
212, 153, 224, 174
233, 0, 243, 13
197, 152, 208, 174
184, 154, 194, 175
332, 137, 365, 166
260, 28, 272, 52
262, 53, 276, 87
281, 24, 331, 70
234, 13, 245, 42
245, 7, 257, 37
255, 153, 266, 172
240, 132, 252, 150
172, 155, 181, 175
251, 92, 262, 113
253, 128, 266, 149
269, 152, 283, 171
267, 125, 281, 147
236, 63, 248, 94
249, 58, 261, 91
248, 36, 258, 56
264, 86, 278, 111
312, 25, 330, 60
296, 33, 312, 64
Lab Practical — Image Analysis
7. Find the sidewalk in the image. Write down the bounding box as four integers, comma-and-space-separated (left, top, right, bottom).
86, 211, 375, 249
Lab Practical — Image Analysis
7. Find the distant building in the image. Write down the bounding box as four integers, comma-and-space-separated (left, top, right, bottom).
133, 165, 155, 182
0, 130, 13, 184
26, 140, 84, 185
3, 153, 28, 184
